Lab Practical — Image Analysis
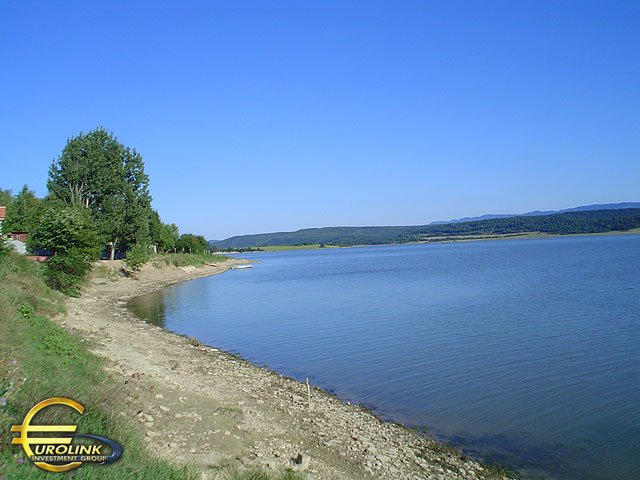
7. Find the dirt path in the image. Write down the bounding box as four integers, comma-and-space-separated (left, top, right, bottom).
58, 259, 512, 480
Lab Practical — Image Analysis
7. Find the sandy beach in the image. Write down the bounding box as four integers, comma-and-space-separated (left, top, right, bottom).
55, 258, 513, 480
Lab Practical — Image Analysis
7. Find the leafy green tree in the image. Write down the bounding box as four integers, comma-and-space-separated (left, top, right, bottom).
28, 205, 101, 257
48, 127, 152, 259
162, 223, 180, 251
0, 188, 12, 208
28, 205, 102, 296
0, 187, 12, 235
3, 185, 43, 233
176, 233, 208, 253
48, 128, 121, 208
149, 210, 179, 252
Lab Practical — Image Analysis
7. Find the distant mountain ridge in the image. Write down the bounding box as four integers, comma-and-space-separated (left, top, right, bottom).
429, 202, 640, 224
212, 203, 640, 248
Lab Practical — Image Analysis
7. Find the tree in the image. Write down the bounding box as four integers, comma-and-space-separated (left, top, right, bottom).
149, 210, 179, 252
0, 188, 12, 208
0, 188, 12, 235
176, 233, 208, 253
28, 204, 101, 257
28, 205, 102, 296
48, 127, 153, 259
48, 128, 121, 208
3, 185, 43, 233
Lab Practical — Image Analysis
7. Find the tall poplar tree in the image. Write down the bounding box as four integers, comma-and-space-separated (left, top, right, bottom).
48, 127, 152, 259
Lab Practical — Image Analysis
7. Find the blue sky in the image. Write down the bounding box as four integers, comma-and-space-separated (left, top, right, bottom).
1, 1, 638, 239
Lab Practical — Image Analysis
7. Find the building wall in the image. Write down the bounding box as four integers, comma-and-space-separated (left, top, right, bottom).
7, 240, 27, 255
0, 206, 6, 234
11, 232, 29, 243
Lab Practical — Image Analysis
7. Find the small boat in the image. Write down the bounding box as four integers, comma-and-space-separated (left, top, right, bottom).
231, 264, 253, 270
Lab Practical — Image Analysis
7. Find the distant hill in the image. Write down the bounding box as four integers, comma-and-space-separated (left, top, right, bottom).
212, 205, 640, 248
429, 202, 640, 224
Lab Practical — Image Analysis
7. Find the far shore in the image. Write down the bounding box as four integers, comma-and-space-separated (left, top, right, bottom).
219, 227, 640, 253
56, 258, 514, 480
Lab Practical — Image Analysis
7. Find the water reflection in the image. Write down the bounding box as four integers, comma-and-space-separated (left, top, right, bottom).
128, 290, 166, 326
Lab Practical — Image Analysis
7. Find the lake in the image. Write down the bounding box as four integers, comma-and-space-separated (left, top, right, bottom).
128, 235, 640, 479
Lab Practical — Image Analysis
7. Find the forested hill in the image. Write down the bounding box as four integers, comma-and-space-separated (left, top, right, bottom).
214, 208, 640, 248
429, 201, 640, 224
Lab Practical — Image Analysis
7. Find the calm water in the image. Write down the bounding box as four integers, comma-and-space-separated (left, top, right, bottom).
129, 236, 640, 479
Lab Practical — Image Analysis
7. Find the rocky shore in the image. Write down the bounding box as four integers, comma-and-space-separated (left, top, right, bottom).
56, 258, 514, 480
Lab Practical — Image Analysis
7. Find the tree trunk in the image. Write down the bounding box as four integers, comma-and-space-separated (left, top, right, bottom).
110, 238, 117, 261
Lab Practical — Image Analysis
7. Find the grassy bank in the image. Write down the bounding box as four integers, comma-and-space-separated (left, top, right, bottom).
0, 253, 300, 480
0, 252, 195, 479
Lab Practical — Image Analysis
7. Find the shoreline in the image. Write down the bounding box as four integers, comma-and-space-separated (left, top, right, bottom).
57, 258, 514, 480
219, 227, 640, 253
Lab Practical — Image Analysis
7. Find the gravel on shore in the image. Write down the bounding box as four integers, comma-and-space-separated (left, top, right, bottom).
56, 258, 515, 480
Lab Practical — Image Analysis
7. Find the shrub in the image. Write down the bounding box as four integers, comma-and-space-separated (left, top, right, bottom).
0, 238, 11, 259
42, 249, 95, 297
17, 304, 35, 319
28, 205, 102, 296
125, 243, 150, 271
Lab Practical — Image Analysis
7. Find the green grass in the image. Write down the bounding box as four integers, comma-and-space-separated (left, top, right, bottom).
86, 263, 120, 282
152, 252, 230, 267
0, 253, 194, 479
0, 253, 302, 480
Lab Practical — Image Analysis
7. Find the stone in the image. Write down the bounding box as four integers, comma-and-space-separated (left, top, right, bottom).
292, 453, 311, 470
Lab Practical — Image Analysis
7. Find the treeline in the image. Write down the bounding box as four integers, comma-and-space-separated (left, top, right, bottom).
0, 127, 212, 295
215, 208, 640, 248
210, 245, 265, 253
406, 209, 640, 239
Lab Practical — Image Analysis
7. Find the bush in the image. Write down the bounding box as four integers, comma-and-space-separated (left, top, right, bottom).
28, 205, 102, 296
42, 249, 94, 297
0, 238, 11, 259
125, 243, 150, 271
